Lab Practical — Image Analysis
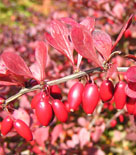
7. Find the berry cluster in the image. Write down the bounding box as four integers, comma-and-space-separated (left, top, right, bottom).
1, 116, 32, 141
31, 78, 133, 130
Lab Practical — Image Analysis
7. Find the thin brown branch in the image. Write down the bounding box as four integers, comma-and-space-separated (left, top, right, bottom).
4, 67, 128, 107
106, 109, 125, 128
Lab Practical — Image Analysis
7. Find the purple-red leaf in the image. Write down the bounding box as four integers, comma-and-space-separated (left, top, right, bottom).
12, 108, 30, 126
111, 14, 133, 51
34, 127, 49, 147
80, 17, 95, 32
45, 20, 74, 64
125, 83, 136, 98
126, 66, 136, 82
51, 124, 63, 144
0, 59, 7, 75
2, 52, 32, 78
35, 41, 47, 81
92, 29, 112, 60
61, 17, 95, 32
61, 17, 79, 26
30, 63, 41, 82
0, 81, 18, 86
106, 63, 117, 79
71, 26, 102, 66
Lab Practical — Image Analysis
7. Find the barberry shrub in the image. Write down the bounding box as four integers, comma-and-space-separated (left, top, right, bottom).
0, 9, 135, 154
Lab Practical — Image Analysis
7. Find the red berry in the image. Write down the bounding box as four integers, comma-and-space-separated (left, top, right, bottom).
126, 97, 136, 115
1, 116, 13, 136
82, 83, 99, 115
119, 114, 124, 123
114, 81, 127, 109
63, 100, 70, 113
133, 103, 136, 116
50, 85, 62, 99
108, 103, 114, 111
124, 29, 131, 38
35, 97, 53, 126
14, 119, 33, 141
52, 99, 68, 122
100, 79, 114, 102
110, 120, 117, 128
31, 92, 47, 109
0, 97, 5, 105
68, 82, 84, 111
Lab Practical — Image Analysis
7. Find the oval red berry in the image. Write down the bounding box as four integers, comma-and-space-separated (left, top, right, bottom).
100, 79, 114, 102
14, 119, 33, 141
35, 97, 53, 126
52, 99, 68, 122
82, 83, 99, 114
1, 116, 13, 136
114, 81, 127, 109
68, 82, 84, 111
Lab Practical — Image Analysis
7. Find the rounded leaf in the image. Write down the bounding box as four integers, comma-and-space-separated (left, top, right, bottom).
2, 52, 32, 78
126, 66, 136, 82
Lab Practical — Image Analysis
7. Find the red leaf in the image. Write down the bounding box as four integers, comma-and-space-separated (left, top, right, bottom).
51, 124, 63, 144
30, 63, 41, 82
77, 117, 88, 127
106, 63, 117, 78
45, 20, 74, 64
61, 17, 95, 32
126, 66, 136, 82
0, 58, 7, 75
92, 29, 112, 60
12, 108, 30, 126
61, 17, 79, 26
2, 52, 32, 78
80, 17, 95, 32
125, 84, 136, 98
20, 95, 31, 109
0, 74, 24, 86
34, 127, 49, 147
35, 41, 48, 81
0, 81, 18, 86
112, 14, 133, 51
71, 26, 102, 66
78, 128, 90, 148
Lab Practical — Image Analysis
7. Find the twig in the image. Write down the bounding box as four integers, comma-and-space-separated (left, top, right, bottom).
4, 67, 128, 106
88, 102, 104, 129
106, 109, 125, 128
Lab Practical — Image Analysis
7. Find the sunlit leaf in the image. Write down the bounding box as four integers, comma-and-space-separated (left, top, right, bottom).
35, 41, 48, 81
80, 17, 95, 32
92, 29, 112, 60
45, 20, 74, 64
71, 26, 102, 66
126, 66, 136, 82
2, 52, 32, 78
